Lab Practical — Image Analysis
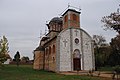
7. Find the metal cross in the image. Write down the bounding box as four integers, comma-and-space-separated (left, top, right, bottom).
63, 39, 67, 47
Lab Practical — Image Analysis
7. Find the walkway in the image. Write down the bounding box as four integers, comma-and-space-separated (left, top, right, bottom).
59, 71, 120, 79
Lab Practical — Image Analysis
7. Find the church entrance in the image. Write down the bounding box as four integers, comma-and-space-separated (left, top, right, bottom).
73, 49, 81, 70
73, 58, 81, 70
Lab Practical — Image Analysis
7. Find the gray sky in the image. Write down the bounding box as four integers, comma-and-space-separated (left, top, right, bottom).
0, 0, 119, 59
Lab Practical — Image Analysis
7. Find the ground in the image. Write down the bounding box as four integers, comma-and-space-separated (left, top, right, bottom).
0, 65, 114, 80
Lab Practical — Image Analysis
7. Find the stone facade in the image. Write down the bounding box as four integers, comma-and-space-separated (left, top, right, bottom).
56, 28, 95, 72
33, 50, 44, 70
33, 8, 95, 72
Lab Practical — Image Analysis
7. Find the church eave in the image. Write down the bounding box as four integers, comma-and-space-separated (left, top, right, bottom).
62, 9, 81, 16
41, 36, 50, 41
43, 36, 57, 46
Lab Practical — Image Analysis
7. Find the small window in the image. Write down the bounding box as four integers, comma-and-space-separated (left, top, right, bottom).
64, 15, 68, 22
75, 38, 79, 44
53, 45, 55, 53
53, 57, 55, 63
46, 48, 48, 55
49, 46, 51, 54
52, 25, 56, 31
73, 14, 77, 21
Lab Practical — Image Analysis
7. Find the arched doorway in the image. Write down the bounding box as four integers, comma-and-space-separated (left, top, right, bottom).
73, 49, 81, 70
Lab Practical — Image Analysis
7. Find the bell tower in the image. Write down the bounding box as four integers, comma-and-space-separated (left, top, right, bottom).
62, 9, 81, 29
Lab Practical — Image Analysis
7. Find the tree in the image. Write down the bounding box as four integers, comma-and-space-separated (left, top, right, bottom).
0, 36, 9, 65
101, 5, 120, 34
21, 56, 29, 63
107, 35, 120, 66
13, 51, 20, 66
93, 35, 110, 69
93, 35, 106, 47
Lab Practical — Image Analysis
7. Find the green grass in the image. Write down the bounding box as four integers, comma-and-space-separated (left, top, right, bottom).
0, 65, 108, 80
98, 66, 113, 71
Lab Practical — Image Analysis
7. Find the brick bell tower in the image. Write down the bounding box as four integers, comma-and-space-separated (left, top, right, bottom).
62, 8, 81, 29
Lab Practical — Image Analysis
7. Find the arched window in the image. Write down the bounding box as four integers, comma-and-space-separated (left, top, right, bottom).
49, 46, 51, 55
53, 45, 55, 53
73, 49, 81, 58
64, 15, 68, 22
53, 57, 55, 63
46, 48, 48, 56
73, 14, 77, 21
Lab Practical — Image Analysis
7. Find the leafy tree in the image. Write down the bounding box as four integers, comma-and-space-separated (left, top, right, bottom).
107, 35, 120, 66
13, 51, 20, 66
93, 35, 110, 69
21, 56, 29, 63
94, 45, 111, 67
101, 6, 120, 34
0, 36, 9, 65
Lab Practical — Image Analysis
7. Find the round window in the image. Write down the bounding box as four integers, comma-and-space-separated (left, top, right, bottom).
75, 38, 79, 44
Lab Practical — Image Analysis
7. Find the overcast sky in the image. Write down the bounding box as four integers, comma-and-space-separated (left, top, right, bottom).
0, 0, 119, 59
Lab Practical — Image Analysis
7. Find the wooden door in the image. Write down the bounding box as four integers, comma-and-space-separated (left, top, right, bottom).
73, 58, 81, 70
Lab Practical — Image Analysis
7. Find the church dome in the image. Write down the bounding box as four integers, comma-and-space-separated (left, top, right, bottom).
50, 17, 62, 24
47, 17, 63, 31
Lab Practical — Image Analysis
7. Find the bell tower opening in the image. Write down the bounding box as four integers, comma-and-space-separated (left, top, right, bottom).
62, 9, 81, 29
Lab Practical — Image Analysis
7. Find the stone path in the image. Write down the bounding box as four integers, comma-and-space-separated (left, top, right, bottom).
59, 71, 120, 79
60, 71, 120, 80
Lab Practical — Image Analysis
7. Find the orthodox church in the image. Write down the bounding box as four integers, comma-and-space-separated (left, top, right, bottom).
33, 8, 95, 72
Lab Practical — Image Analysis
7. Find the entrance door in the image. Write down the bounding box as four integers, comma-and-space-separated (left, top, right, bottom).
73, 58, 81, 70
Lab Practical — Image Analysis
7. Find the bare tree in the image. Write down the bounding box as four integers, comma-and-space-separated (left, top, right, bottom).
101, 5, 120, 34
93, 35, 106, 48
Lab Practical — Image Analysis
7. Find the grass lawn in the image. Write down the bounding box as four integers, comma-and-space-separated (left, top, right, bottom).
0, 65, 111, 80
98, 66, 114, 71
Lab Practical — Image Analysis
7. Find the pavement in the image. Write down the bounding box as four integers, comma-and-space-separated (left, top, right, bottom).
59, 71, 120, 79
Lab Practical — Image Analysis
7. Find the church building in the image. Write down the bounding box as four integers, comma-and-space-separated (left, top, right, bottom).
33, 8, 95, 72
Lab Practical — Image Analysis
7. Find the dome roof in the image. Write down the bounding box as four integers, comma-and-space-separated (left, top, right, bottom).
50, 17, 62, 23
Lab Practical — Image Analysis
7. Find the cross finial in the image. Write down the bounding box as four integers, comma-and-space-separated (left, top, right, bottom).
68, 3, 70, 8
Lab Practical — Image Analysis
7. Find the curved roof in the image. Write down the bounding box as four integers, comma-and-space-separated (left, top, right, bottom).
57, 27, 92, 39
49, 17, 62, 24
